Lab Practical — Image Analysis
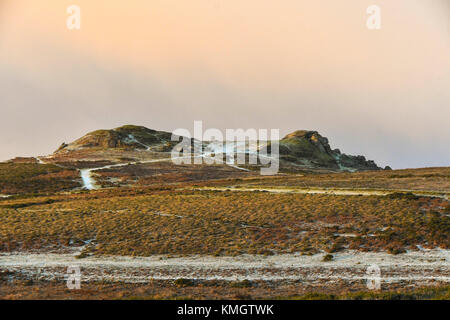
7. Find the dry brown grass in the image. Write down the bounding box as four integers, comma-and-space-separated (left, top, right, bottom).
94, 162, 256, 188
0, 277, 448, 300
0, 187, 447, 255
215, 167, 450, 192
0, 163, 80, 195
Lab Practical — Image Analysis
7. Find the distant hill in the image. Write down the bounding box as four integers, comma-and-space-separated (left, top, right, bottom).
50, 125, 382, 172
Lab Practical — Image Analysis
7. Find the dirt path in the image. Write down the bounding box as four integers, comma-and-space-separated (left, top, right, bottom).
195, 187, 449, 199
79, 158, 179, 190
1, 249, 448, 284
78, 152, 254, 190
78, 155, 219, 190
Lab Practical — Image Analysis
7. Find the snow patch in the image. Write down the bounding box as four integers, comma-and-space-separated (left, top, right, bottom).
124, 134, 151, 151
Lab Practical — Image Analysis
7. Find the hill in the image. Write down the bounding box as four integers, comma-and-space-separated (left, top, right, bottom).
49, 125, 382, 172
55, 125, 176, 153
273, 130, 382, 171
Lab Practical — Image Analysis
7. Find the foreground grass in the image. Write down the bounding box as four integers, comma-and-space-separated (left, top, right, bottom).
1, 278, 448, 300
0, 187, 448, 255
280, 285, 450, 300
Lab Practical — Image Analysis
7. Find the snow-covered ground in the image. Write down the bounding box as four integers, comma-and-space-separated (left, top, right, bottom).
124, 134, 152, 150
80, 169, 98, 190
1, 249, 448, 284
205, 141, 259, 156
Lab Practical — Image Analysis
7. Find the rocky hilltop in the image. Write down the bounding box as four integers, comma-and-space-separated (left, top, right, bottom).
273, 130, 382, 171
55, 125, 177, 154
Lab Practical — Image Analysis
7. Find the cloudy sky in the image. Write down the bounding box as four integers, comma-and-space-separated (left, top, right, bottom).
0, 0, 449, 168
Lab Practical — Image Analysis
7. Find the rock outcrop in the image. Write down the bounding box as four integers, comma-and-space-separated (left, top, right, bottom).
54, 125, 177, 153
275, 130, 381, 171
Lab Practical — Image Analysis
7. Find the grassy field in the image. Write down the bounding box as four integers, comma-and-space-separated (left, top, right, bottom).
0, 163, 80, 195
0, 165, 448, 299
207, 167, 450, 193
0, 186, 448, 256
0, 278, 448, 300
94, 162, 256, 188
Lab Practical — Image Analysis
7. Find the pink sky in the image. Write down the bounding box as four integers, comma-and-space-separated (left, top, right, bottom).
0, 0, 449, 168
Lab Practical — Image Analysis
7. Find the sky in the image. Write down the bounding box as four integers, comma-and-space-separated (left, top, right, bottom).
0, 0, 449, 168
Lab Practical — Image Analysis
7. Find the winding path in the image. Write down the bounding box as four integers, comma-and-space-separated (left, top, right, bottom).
79, 157, 191, 190
78, 140, 266, 190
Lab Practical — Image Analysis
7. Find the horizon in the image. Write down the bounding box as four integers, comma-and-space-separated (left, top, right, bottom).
1, 0, 449, 169
3, 122, 446, 170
